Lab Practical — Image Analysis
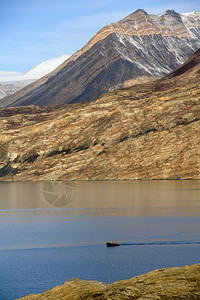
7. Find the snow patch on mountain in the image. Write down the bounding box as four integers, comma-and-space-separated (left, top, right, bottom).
0, 55, 71, 83
114, 31, 198, 77
23, 55, 71, 79
181, 12, 196, 16
0, 71, 23, 80
180, 11, 200, 39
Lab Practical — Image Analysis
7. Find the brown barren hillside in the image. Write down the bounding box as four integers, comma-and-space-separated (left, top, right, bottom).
0, 49, 200, 181
155, 47, 200, 90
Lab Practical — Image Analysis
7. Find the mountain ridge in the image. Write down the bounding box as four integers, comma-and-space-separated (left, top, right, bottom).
0, 55, 71, 100
1, 9, 200, 108
0, 54, 71, 83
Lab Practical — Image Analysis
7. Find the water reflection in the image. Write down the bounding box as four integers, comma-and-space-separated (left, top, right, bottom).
0, 181, 199, 217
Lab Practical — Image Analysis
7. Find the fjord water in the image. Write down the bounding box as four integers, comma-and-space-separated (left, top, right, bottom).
0, 181, 199, 300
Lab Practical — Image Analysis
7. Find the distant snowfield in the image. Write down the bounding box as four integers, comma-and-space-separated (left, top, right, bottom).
180, 11, 196, 16
0, 54, 71, 83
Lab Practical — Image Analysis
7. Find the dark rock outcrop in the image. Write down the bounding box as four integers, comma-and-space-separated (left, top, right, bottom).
1, 9, 200, 107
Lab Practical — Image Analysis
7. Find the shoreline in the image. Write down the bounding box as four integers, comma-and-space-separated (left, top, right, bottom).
18, 263, 200, 299
1, 178, 200, 183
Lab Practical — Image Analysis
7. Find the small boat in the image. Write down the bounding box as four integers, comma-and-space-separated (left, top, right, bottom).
106, 242, 119, 247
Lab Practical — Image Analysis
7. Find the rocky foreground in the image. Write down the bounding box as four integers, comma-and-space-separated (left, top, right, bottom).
18, 263, 200, 299
0, 49, 200, 181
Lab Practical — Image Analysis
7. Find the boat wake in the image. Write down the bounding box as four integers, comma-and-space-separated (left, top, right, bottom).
119, 241, 200, 246
1, 240, 199, 251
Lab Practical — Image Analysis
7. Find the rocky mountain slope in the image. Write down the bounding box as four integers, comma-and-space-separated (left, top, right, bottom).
1, 9, 200, 107
0, 55, 70, 100
18, 264, 200, 299
0, 49, 199, 181
0, 81, 33, 100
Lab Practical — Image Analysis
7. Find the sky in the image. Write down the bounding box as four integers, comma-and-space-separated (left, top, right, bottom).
0, 0, 199, 73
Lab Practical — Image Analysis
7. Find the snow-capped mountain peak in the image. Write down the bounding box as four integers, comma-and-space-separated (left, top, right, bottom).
23, 55, 71, 79
0, 71, 23, 80
0, 54, 71, 83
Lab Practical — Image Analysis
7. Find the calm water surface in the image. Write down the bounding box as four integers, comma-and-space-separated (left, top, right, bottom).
0, 181, 199, 300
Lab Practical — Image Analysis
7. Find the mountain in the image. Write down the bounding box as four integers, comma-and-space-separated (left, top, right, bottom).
0, 55, 71, 82
1, 9, 200, 108
0, 49, 199, 181
155, 46, 200, 90
0, 55, 70, 99
0, 71, 23, 80
0, 81, 33, 100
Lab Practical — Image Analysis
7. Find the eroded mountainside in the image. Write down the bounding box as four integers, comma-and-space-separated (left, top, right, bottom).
1, 9, 200, 107
18, 264, 200, 300
0, 49, 199, 181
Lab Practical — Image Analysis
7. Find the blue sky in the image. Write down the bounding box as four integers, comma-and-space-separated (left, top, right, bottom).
0, 0, 199, 72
